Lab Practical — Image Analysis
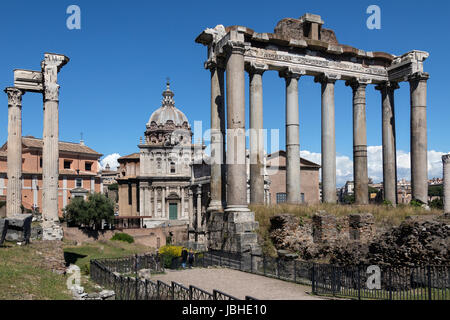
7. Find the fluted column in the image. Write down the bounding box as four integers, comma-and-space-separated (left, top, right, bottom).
225, 41, 248, 211
162, 187, 166, 218
248, 63, 267, 204
154, 187, 158, 217
409, 72, 429, 204
42, 54, 69, 230
5, 87, 24, 217
181, 187, 185, 218
443, 155, 450, 213
315, 73, 340, 203
207, 62, 226, 212
280, 68, 304, 204
376, 82, 399, 206
346, 79, 370, 205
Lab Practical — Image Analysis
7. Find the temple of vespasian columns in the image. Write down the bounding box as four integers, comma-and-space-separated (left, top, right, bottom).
196, 13, 430, 253
5, 53, 69, 241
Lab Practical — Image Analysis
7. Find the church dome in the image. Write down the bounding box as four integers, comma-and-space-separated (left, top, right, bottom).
147, 81, 189, 128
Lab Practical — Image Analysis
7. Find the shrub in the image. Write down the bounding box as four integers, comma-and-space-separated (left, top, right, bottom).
0, 201, 5, 209
158, 245, 183, 268
410, 199, 424, 208
111, 232, 134, 243
108, 183, 118, 191
429, 198, 443, 210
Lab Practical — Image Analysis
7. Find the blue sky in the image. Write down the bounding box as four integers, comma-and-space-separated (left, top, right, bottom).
1, 0, 449, 185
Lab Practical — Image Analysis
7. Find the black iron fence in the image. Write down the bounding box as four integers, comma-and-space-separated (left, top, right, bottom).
198, 251, 449, 300
90, 254, 253, 300
91, 251, 450, 300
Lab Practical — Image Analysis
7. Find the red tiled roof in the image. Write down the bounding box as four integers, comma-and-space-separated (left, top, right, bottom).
0, 136, 102, 157
118, 153, 140, 161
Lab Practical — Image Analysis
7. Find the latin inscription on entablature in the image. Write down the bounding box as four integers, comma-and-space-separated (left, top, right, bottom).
245, 48, 388, 79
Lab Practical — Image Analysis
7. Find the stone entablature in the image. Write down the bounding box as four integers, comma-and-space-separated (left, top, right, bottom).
196, 15, 427, 84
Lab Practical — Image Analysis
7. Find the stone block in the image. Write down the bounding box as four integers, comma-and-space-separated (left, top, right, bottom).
0, 219, 8, 246
312, 212, 337, 243
42, 221, 64, 241
5, 214, 32, 243
349, 213, 375, 242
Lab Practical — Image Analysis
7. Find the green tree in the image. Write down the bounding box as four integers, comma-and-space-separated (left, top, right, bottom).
64, 193, 115, 229
428, 185, 443, 197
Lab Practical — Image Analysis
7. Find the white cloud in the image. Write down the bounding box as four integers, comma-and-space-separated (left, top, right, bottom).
300, 146, 449, 187
100, 153, 121, 171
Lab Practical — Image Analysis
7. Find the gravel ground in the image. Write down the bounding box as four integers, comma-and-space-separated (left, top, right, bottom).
151, 267, 323, 300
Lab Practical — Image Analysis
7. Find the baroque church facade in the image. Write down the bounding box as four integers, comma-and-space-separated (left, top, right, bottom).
117, 82, 210, 234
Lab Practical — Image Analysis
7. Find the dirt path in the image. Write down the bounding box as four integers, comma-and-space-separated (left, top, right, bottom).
151, 267, 323, 300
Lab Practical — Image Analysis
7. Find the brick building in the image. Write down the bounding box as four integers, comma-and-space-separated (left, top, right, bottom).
266, 150, 321, 204
0, 136, 102, 216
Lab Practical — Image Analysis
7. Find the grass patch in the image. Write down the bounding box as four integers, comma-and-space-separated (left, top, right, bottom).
0, 243, 72, 300
63, 240, 153, 275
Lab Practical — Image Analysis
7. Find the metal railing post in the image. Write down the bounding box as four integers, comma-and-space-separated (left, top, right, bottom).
357, 266, 361, 301
311, 263, 316, 295
294, 260, 297, 283
427, 266, 432, 301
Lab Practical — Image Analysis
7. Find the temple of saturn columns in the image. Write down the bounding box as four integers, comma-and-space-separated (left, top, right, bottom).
443, 155, 450, 214
5, 53, 69, 240
196, 13, 430, 252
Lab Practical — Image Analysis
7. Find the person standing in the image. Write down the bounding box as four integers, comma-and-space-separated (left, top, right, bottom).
181, 247, 188, 269
188, 249, 195, 269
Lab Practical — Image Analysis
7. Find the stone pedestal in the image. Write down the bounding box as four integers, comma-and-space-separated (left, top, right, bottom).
42, 221, 64, 241
443, 154, 450, 213
5, 214, 32, 243
207, 211, 260, 254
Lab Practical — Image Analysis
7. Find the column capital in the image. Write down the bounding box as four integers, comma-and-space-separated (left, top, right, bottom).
345, 77, 371, 91
223, 40, 246, 56
408, 71, 430, 83
278, 67, 305, 80
375, 81, 400, 92
246, 62, 268, 75
4, 87, 25, 106
205, 59, 226, 71
443, 154, 450, 164
314, 73, 341, 84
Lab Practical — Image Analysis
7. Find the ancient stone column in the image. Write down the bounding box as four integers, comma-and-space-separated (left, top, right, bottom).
207, 62, 226, 212
346, 79, 370, 205
181, 187, 185, 218
443, 154, 450, 213
409, 72, 429, 204
5, 87, 24, 217
248, 63, 267, 205
225, 41, 248, 211
41, 53, 69, 240
280, 68, 304, 204
154, 187, 158, 217
376, 82, 399, 206
315, 73, 340, 203
188, 189, 194, 228
196, 185, 202, 231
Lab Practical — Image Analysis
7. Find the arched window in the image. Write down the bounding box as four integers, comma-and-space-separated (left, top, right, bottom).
170, 162, 176, 174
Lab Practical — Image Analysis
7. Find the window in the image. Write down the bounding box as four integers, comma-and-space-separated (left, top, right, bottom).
64, 160, 72, 169
76, 178, 82, 188
301, 193, 305, 203
85, 162, 92, 171
276, 193, 287, 204
128, 183, 132, 205
170, 162, 176, 174
39, 157, 42, 168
